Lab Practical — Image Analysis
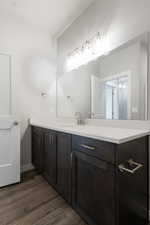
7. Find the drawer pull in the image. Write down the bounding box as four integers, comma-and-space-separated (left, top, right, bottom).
119, 159, 143, 174
81, 144, 95, 150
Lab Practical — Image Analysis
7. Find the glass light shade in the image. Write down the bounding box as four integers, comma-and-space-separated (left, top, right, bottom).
66, 32, 110, 72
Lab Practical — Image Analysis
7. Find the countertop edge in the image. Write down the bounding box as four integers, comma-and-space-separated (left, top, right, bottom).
30, 122, 150, 144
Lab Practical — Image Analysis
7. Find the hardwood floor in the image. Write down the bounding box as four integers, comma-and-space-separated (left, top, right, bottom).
0, 172, 87, 225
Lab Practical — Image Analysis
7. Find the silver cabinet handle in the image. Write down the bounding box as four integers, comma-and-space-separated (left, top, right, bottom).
70, 152, 74, 167
119, 159, 143, 174
81, 144, 95, 150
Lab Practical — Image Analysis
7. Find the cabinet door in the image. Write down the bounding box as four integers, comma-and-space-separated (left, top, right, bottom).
117, 137, 149, 225
43, 130, 57, 186
72, 151, 116, 225
32, 127, 44, 173
57, 132, 71, 202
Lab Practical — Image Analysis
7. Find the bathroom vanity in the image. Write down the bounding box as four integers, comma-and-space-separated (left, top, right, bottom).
31, 122, 149, 225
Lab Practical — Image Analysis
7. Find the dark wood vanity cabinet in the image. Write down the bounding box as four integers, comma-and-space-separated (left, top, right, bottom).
43, 129, 57, 186
72, 151, 116, 225
32, 126, 149, 225
31, 126, 71, 202
117, 137, 149, 225
72, 135, 149, 225
57, 132, 72, 202
32, 126, 44, 173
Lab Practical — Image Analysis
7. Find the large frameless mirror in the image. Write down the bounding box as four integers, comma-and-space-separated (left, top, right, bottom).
57, 32, 149, 120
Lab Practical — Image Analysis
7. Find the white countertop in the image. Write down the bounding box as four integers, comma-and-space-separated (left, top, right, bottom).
30, 119, 150, 144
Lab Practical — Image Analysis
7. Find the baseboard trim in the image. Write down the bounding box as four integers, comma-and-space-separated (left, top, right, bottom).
21, 163, 34, 173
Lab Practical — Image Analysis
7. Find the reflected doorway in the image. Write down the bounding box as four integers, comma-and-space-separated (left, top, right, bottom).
91, 72, 131, 120
105, 75, 129, 119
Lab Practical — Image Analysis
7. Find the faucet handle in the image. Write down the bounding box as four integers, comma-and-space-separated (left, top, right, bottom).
74, 112, 85, 125
75, 112, 82, 118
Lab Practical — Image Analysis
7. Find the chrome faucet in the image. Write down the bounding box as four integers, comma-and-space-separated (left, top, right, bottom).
75, 112, 84, 125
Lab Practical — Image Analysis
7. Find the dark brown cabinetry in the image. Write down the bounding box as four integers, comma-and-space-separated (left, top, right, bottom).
32, 126, 71, 202
57, 132, 71, 202
32, 126, 149, 225
72, 151, 116, 225
72, 135, 149, 225
32, 126, 44, 173
43, 129, 57, 186
117, 137, 149, 225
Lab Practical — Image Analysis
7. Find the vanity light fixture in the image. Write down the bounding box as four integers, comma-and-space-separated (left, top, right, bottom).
66, 32, 109, 72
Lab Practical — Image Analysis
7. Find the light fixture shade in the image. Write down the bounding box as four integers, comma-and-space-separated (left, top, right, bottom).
66, 32, 110, 72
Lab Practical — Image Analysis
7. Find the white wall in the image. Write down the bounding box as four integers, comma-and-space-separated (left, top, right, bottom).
0, 15, 57, 170
58, 0, 150, 62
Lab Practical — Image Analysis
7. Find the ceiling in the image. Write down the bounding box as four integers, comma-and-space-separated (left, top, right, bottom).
0, 0, 95, 37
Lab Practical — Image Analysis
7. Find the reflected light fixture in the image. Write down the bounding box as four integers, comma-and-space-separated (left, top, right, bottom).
66, 32, 110, 72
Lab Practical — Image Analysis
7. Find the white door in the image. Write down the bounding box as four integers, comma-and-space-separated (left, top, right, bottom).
0, 116, 20, 187
0, 54, 11, 115
0, 54, 20, 187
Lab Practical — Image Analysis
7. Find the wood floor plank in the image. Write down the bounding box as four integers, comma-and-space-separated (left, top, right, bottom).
0, 175, 44, 199
0, 174, 87, 225
0, 180, 55, 208
0, 184, 58, 224
11, 197, 67, 225
32, 205, 82, 225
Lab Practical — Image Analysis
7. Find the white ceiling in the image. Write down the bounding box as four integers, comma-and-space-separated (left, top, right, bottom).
0, 0, 95, 37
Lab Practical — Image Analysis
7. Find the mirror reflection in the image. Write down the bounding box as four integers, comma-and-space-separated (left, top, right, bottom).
91, 73, 130, 120
57, 33, 148, 120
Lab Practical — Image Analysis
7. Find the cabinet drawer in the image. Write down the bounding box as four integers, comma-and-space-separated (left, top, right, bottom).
72, 135, 115, 164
